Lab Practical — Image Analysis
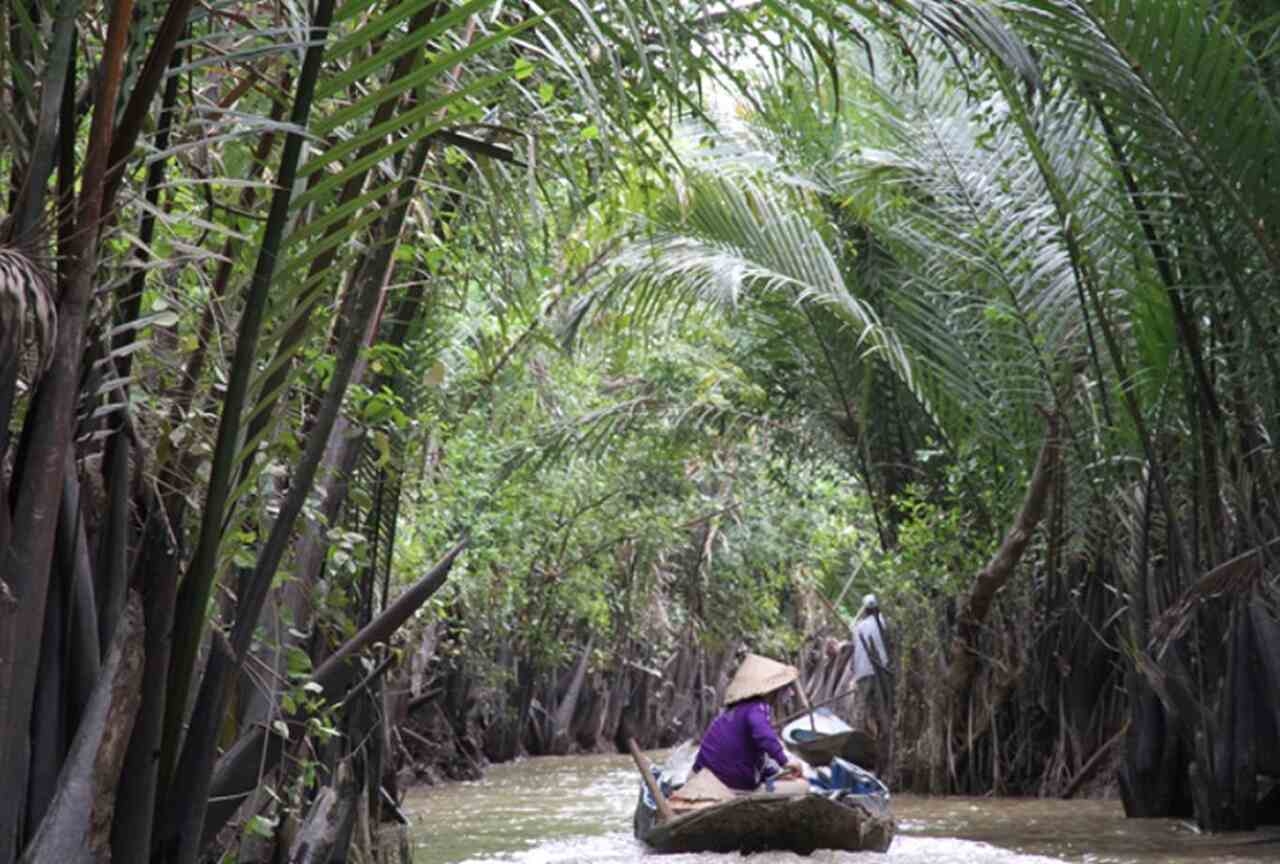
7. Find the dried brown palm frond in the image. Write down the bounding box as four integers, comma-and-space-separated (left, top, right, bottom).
0, 232, 57, 375
1148, 541, 1277, 652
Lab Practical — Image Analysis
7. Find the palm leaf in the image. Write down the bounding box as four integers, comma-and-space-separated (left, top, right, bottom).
842, 66, 1090, 387
609, 173, 923, 409
0, 239, 57, 375
993, 0, 1280, 271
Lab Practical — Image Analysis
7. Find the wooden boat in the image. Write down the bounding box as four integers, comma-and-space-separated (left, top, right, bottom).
781, 706, 877, 769
632, 744, 894, 855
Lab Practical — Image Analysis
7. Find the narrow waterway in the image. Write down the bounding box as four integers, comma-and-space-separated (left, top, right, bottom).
406, 753, 1280, 864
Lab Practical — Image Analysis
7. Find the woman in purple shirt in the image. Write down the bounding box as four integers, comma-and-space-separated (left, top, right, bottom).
692, 654, 806, 790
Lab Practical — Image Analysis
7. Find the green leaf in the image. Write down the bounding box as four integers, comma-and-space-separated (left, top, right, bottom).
246, 815, 277, 839
286, 646, 312, 679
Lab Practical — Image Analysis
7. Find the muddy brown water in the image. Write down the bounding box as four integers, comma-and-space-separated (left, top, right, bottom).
405, 752, 1280, 864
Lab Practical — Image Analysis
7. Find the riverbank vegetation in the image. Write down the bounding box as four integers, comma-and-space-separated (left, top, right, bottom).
2, 1, 1278, 861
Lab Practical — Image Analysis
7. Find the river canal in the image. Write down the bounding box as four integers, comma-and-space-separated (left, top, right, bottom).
406, 753, 1279, 864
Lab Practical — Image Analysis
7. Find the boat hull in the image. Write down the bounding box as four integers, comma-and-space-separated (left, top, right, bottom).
633, 789, 894, 855
788, 729, 877, 769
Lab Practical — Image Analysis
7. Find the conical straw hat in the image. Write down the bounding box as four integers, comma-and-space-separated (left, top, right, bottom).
724, 654, 799, 705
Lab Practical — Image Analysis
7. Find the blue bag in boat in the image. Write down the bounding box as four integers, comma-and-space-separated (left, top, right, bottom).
811, 757, 890, 798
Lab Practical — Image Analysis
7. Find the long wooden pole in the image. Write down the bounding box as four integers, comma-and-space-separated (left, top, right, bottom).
627, 738, 674, 822
774, 684, 861, 730
832, 557, 865, 610
797, 684, 817, 732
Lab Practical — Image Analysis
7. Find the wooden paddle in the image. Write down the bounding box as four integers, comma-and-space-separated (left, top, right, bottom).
627, 737, 674, 822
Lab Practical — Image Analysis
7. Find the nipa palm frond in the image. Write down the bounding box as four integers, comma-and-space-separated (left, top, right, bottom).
995, 0, 1280, 271
610, 173, 925, 418
0, 239, 57, 374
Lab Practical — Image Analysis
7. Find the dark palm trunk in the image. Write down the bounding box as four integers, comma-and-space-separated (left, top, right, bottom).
164, 127, 414, 864
159, 0, 341, 805
18, 593, 144, 864
0, 2, 134, 857
241, 171, 471, 730
9, 0, 78, 239
100, 0, 200, 216
231, 3, 446, 501
94, 39, 184, 656
165, 121, 438, 861
110, 498, 184, 862
201, 541, 466, 848
24, 542, 68, 841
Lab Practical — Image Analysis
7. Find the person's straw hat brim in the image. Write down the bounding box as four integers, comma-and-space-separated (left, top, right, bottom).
724, 654, 799, 705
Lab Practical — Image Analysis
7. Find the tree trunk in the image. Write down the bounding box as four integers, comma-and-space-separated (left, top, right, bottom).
945, 412, 1059, 697
0, 2, 135, 857
29, 462, 96, 835
289, 762, 356, 864
1229, 599, 1257, 829
25, 541, 68, 841
549, 636, 594, 755
371, 826, 411, 864
1250, 601, 1280, 759
110, 499, 183, 862
100, 0, 198, 213
242, 154, 471, 734
1119, 670, 1185, 817
9, 0, 78, 239
19, 592, 143, 864
231, 2, 449, 500
576, 673, 610, 751
64, 473, 102, 725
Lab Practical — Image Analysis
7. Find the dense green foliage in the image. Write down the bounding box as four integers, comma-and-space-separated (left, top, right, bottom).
1, 1, 1278, 860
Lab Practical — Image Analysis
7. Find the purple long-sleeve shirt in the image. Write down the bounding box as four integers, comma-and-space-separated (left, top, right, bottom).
692, 698, 789, 790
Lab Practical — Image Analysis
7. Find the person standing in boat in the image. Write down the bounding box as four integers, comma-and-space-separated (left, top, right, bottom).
688, 653, 806, 792
826, 594, 889, 735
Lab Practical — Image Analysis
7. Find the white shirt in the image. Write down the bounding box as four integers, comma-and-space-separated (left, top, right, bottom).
851, 614, 887, 681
